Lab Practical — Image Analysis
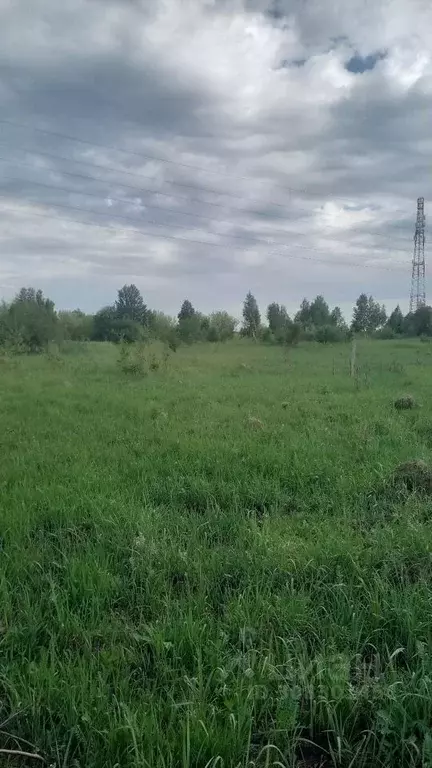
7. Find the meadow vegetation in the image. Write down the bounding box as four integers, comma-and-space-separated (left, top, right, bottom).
1, 338, 432, 766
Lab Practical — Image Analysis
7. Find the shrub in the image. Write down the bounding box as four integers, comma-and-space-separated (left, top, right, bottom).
177, 315, 200, 343
207, 325, 219, 343
263, 323, 301, 347
394, 395, 416, 410
58, 310, 94, 341
373, 326, 396, 340
207, 311, 238, 342
315, 325, 348, 344
93, 306, 147, 343
1, 290, 59, 353
285, 323, 301, 346
118, 341, 171, 376
393, 460, 432, 493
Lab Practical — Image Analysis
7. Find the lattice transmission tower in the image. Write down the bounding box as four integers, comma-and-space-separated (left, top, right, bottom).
409, 197, 426, 313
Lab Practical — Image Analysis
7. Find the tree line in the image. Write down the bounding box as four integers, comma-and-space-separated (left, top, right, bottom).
0, 284, 431, 353
241, 291, 432, 343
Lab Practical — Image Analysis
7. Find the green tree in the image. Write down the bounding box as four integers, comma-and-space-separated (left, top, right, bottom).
5, 288, 58, 352
351, 294, 386, 334
315, 325, 347, 344
148, 311, 176, 339
402, 311, 416, 336
178, 300, 195, 322
177, 302, 205, 343
16, 287, 52, 307
178, 314, 203, 343
208, 311, 238, 341
148, 311, 179, 350
58, 310, 94, 341
367, 297, 387, 333
116, 284, 147, 325
93, 306, 143, 342
351, 293, 369, 333
309, 295, 330, 327
93, 305, 117, 341
242, 292, 261, 338
329, 306, 346, 329
411, 305, 432, 336
294, 298, 312, 329
387, 305, 404, 334
267, 303, 290, 334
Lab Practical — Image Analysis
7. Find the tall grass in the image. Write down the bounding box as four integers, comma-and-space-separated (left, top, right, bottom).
1, 339, 432, 766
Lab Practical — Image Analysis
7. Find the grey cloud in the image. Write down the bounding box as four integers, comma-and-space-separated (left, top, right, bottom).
0, 0, 430, 316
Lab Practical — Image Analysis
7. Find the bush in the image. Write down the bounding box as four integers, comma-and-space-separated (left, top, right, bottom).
58, 310, 94, 341
285, 323, 301, 346
1, 291, 59, 353
373, 326, 396, 340
118, 341, 171, 376
299, 328, 316, 342
207, 325, 219, 343
178, 315, 205, 344
262, 323, 301, 347
148, 311, 178, 345
394, 395, 416, 410
207, 311, 238, 342
315, 325, 348, 344
93, 306, 146, 343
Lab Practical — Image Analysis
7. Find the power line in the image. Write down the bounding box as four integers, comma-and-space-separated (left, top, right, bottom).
0, 147, 414, 247
0, 194, 409, 273
0, 117, 403, 219
0, 159, 321, 243
0, 117, 350, 202
0, 164, 414, 254
0, 134, 414, 236
0, 138, 301, 212
0, 177, 413, 259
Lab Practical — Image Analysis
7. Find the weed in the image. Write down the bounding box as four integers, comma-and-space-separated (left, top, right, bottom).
394, 394, 417, 410
118, 340, 171, 376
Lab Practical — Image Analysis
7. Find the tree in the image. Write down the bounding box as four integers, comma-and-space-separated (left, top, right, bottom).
92, 305, 142, 342
294, 298, 312, 329
115, 284, 147, 325
177, 302, 205, 343
177, 314, 204, 343
58, 310, 94, 341
330, 306, 346, 329
402, 311, 416, 336
5, 287, 58, 352
208, 311, 238, 341
178, 299, 195, 322
351, 294, 386, 334
411, 305, 432, 336
351, 293, 369, 334
367, 297, 387, 333
147, 310, 178, 349
93, 305, 118, 341
267, 303, 290, 334
315, 325, 347, 344
309, 295, 330, 327
148, 310, 176, 336
241, 292, 261, 338
387, 305, 404, 335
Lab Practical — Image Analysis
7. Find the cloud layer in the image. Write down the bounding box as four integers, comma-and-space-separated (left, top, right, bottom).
0, 0, 431, 317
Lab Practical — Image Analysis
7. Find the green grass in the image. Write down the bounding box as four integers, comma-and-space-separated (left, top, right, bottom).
2, 338, 432, 767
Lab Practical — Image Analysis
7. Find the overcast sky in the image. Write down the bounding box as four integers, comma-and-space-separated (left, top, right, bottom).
0, 0, 430, 319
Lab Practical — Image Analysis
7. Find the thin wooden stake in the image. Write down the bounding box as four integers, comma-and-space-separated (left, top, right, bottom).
350, 338, 357, 377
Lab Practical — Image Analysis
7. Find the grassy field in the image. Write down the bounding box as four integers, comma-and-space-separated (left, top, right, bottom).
2, 338, 432, 767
